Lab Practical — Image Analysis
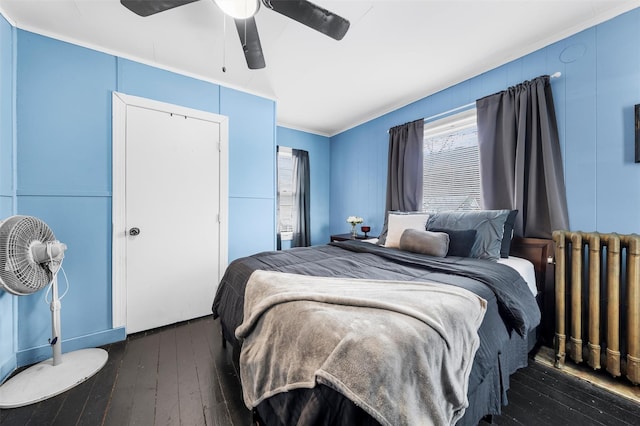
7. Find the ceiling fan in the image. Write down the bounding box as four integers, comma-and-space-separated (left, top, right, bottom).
120, 0, 350, 70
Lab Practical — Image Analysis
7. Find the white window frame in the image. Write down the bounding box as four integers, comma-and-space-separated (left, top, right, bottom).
277, 147, 294, 241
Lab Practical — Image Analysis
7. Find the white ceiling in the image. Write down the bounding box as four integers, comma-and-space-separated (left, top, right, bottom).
0, 0, 638, 136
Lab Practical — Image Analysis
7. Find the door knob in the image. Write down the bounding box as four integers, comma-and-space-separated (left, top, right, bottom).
129, 227, 140, 236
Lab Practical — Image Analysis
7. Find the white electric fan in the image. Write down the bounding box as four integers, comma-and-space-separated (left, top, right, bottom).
0, 215, 108, 408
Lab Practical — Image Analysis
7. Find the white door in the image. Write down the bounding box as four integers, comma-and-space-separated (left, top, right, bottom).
124, 105, 221, 334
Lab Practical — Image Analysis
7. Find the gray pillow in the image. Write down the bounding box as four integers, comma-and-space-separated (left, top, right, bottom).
399, 229, 449, 257
426, 210, 511, 260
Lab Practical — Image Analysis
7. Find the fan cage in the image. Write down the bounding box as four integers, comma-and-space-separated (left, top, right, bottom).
0, 216, 55, 295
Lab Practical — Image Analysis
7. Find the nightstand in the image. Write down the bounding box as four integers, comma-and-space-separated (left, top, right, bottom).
330, 233, 371, 242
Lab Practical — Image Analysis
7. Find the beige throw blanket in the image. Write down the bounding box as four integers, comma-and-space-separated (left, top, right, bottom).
235, 270, 487, 426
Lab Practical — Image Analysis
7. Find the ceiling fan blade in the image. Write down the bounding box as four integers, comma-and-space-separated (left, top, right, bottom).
263, 0, 350, 40
235, 17, 266, 69
120, 0, 200, 17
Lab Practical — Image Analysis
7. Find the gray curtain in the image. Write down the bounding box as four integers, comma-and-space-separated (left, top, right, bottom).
385, 119, 425, 213
291, 148, 311, 247
476, 75, 569, 238
377, 119, 424, 244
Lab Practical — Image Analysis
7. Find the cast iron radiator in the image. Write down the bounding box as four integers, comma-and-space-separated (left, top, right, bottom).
553, 231, 640, 385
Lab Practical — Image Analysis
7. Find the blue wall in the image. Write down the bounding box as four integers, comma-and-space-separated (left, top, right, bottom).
276, 127, 331, 247
0, 28, 276, 374
221, 87, 276, 261
0, 14, 16, 383
329, 8, 640, 238
15, 32, 119, 364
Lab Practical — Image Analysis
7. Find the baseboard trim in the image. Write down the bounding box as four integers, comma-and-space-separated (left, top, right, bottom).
16, 327, 126, 367
534, 346, 640, 404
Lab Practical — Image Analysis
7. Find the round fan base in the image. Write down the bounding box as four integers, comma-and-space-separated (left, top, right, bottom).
0, 348, 108, 408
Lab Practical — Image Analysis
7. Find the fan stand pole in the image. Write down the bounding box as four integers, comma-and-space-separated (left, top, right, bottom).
50, 267, 63, 366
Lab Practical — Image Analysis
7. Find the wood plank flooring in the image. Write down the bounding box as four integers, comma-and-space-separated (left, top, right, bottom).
1, 315, 638, 426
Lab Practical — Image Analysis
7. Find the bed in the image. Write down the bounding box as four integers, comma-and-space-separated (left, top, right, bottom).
212, 210, 552, 425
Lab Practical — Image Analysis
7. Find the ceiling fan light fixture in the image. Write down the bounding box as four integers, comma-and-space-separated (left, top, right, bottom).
214, 0, 259, 19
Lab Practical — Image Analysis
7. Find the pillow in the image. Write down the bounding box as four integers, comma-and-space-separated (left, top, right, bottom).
500, 210, 518, 258
399, 229, 449, 257
426, 210, 511, 260
384, 212, 430, 248
377, 211, 429, 246
428, 228, 477, 257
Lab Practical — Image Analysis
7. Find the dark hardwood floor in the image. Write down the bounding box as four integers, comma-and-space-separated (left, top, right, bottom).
1, 315, 638, 426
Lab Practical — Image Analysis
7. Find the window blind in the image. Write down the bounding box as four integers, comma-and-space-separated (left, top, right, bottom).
422, 109, 481, 212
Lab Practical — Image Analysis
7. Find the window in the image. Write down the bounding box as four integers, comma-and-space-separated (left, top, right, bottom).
277, 147, 294, 240
422, 108, 481, 212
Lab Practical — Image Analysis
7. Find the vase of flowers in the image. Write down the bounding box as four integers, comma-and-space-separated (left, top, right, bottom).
346, 216, 364, 238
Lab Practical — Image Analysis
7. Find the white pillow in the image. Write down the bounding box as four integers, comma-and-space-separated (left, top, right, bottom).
384, 213, 430, 248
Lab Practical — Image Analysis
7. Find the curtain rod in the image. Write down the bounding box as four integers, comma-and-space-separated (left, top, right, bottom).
422, 72, 562, 122
388, 72, 563, 132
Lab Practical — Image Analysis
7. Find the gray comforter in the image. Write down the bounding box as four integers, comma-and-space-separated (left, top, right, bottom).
212, 240, 541, 425
236, 271, 487, 426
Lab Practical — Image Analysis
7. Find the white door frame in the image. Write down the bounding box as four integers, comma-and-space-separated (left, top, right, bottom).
111, 92, 229, 330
